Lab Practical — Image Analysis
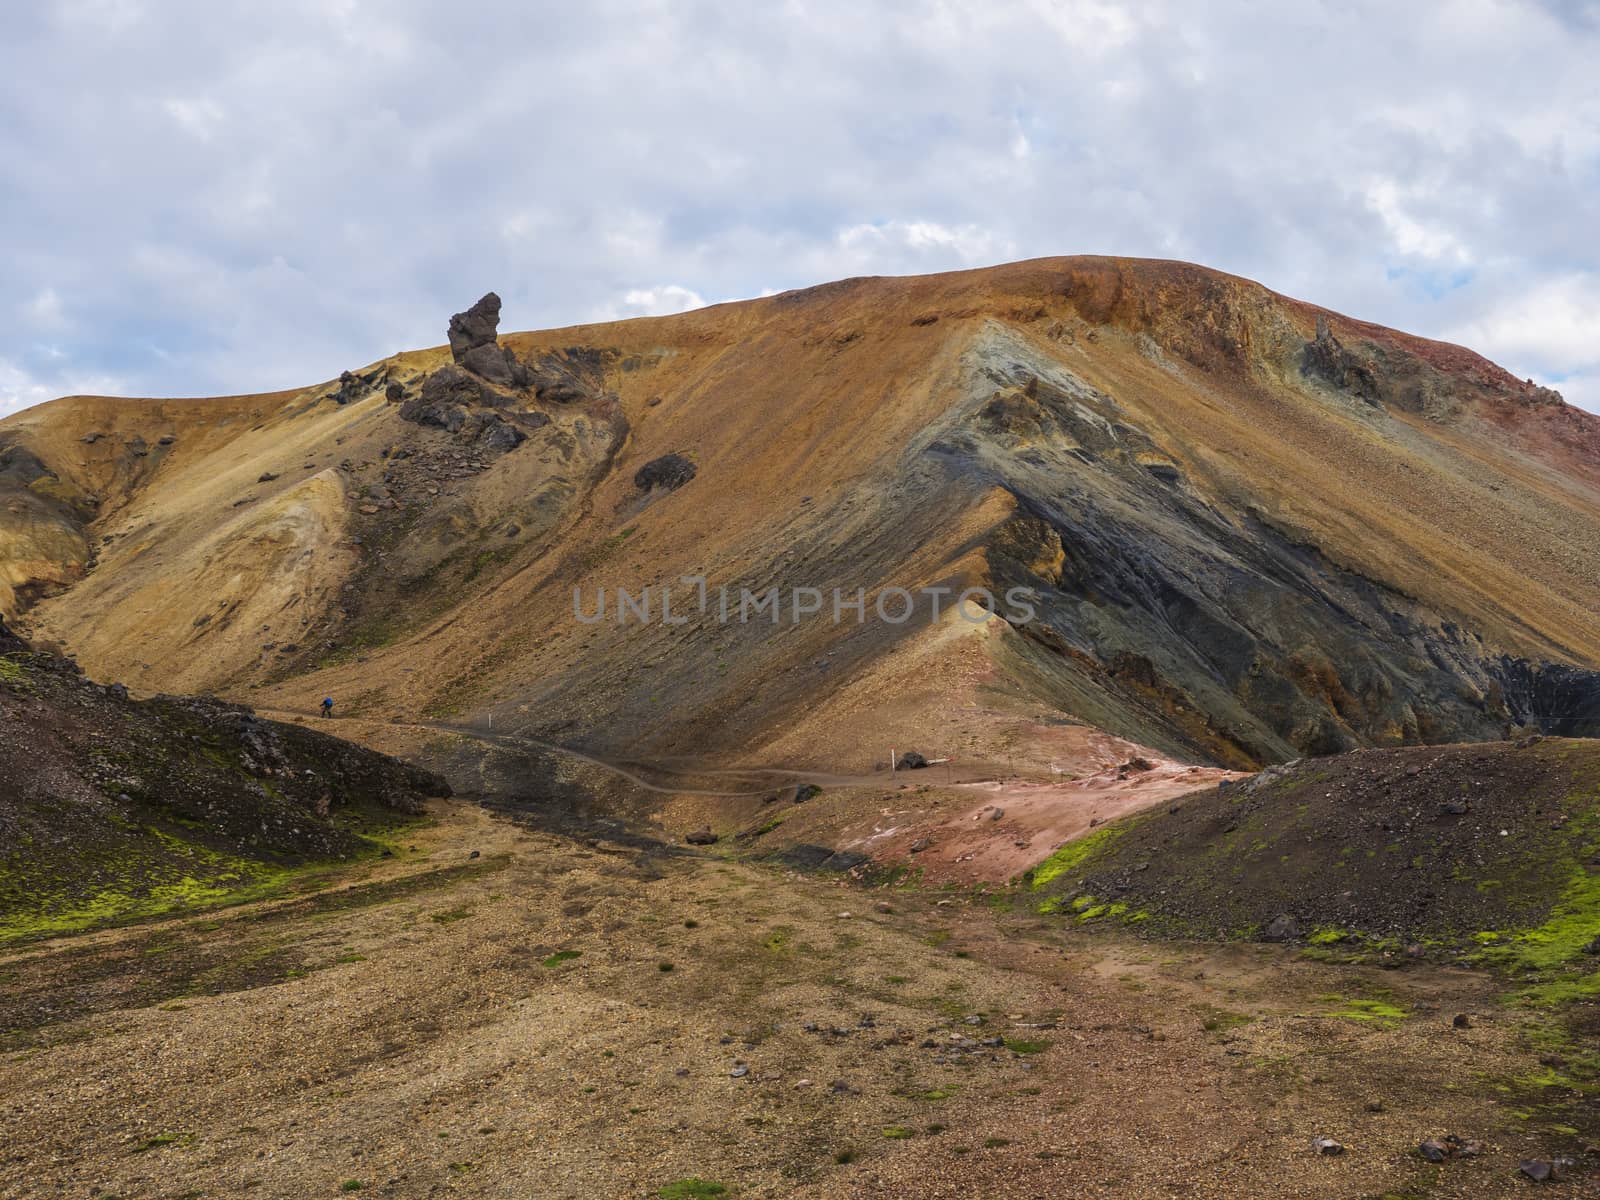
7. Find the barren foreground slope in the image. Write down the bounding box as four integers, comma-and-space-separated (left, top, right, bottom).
4, 793, 1593, 1200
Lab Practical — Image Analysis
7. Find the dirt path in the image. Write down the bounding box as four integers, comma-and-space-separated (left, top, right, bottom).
0, 795, 1586, 1199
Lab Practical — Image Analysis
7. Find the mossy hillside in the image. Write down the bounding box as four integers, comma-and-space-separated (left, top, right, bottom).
0, 639, 449, 944
1025, 739, 1600, 964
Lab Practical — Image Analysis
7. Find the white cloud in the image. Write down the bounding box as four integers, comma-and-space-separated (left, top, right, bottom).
603, 285, 709, 320
0, 0, 1596, 417
0, 357, 124, 418
1447, 274, 1600, 366
837, 221, 1017, 268
0, 359, 54, 418
1363, 179, 1471, 264
23, 289, 64, 328
162, 97, 226, 141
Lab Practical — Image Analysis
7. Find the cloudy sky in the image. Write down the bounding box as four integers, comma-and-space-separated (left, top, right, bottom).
3, 0, 1597, 416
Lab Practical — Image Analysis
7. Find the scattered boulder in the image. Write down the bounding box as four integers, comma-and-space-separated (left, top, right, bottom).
258, 472, 279, 483
1262, 913, 1302, 942
685, 827, 718, 846
1311, 1137, 1344, 1156
634, 453, 697, 492
333, 371, 360, 405
908, 837, 930, 854
1418, 1135, 1482, 1163
898, 751, 928, 770
476, 416, 527, 455
1518, 1158, 1567, 1183
385, 381, 405, 403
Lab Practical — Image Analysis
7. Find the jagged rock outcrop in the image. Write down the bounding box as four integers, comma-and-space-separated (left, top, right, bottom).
448, 292, 503, 360
399, 294, 545, 446
1301, 315, 1381, 405
446, 291, 534, 388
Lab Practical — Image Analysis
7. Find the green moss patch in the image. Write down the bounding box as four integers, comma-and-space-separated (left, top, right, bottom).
1026, 824, 1126, 890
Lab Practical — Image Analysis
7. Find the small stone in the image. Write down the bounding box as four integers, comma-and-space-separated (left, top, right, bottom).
1312, 1137, 1344, 1156
1452, 1013, 1471, 1029
685, 828, 718, 846
793, 1079, 813, 1089
1364, 1100, 1385, 1113
1518, 1159, 1554, 1182
874, 901, 893, 914
468, 850, 480, 860
908, 838, 930, 854
1418, 1139, 1449, 1163
729, 1063, 749, 1078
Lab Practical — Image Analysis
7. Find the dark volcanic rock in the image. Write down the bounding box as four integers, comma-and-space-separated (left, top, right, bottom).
460, 342, 521, 387
448, 292, 502, 361
685, 827, 718, 845
385, 381, 405, 403
1302, 315, 1381, 405
476, 417, 527, 455
1262, 913, 1301, 942
400, 365, 494, 428
898, 751, 928, 769
635, 453, 697, 492
0, 634, 451, 940
459, 342, 510, 384
529, 346, 609, 404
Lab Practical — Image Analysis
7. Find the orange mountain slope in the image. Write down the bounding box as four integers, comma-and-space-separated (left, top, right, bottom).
4, 256, 1599, 774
